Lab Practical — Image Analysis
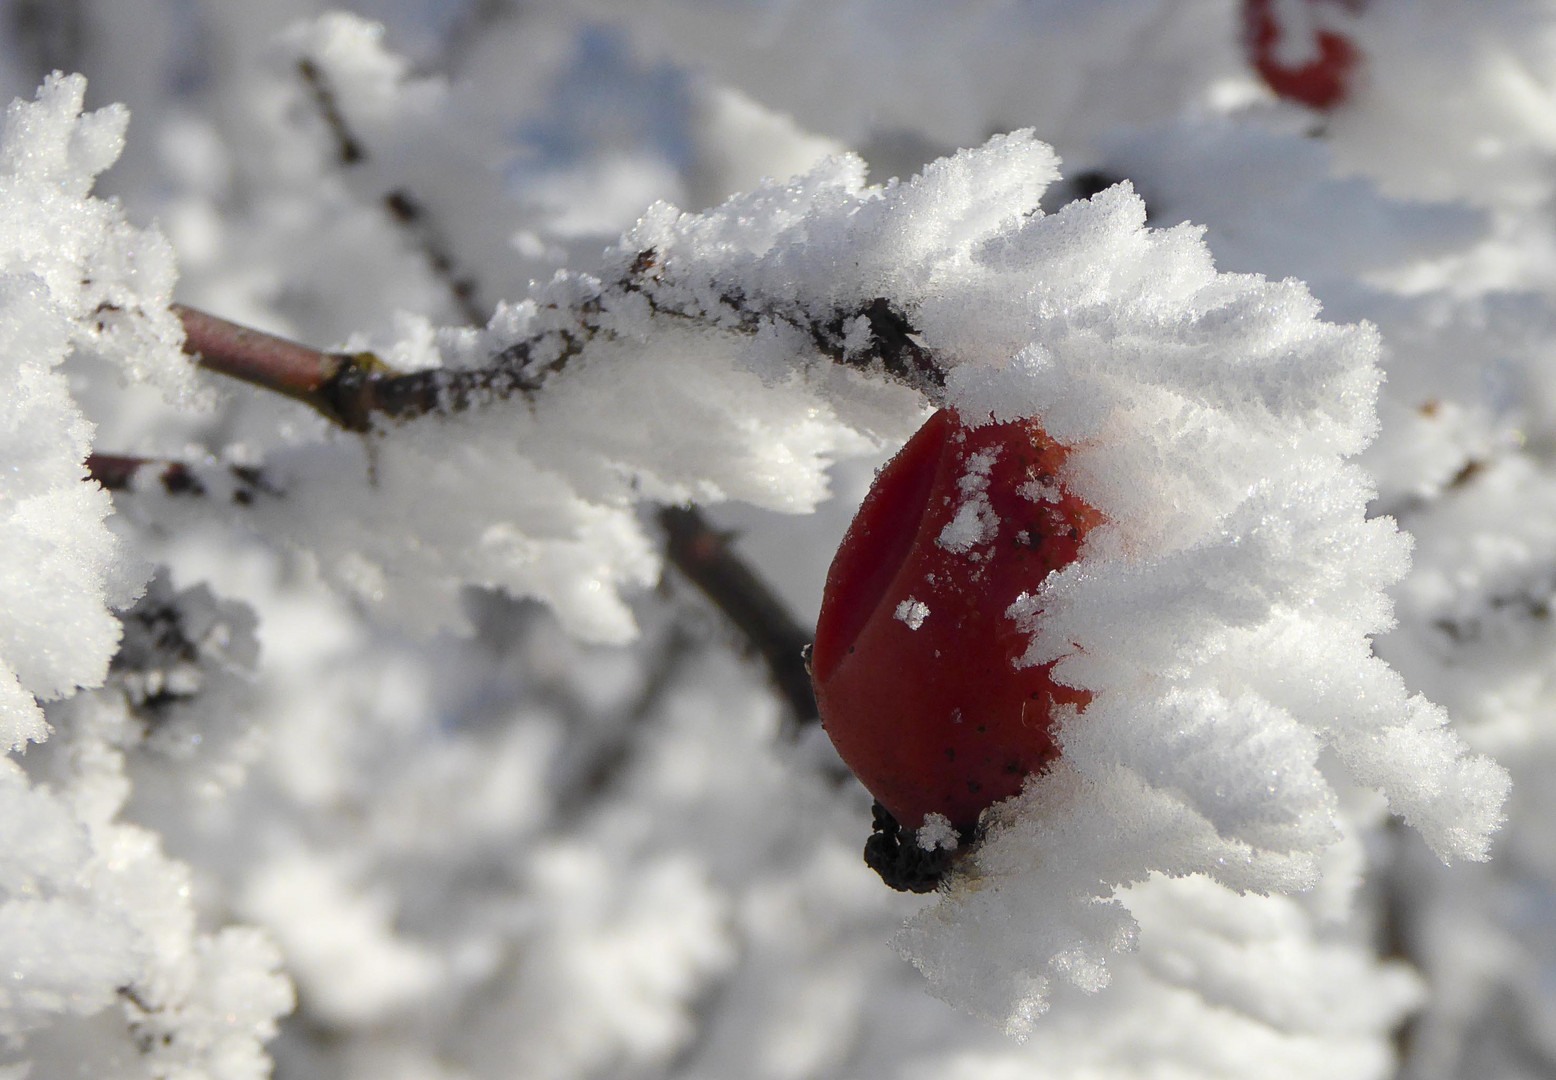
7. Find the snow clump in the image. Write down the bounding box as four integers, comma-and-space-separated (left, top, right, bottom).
0, 73, 189, 751
0, 75, 290, 1078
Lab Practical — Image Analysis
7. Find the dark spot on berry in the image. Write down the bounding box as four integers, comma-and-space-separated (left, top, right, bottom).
967, 780, 982, 794
976, 724, 987, 733
945, 748, 955, 762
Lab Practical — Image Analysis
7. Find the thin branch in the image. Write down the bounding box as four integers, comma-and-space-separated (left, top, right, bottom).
162, 286, 936, 723
159, 264, 948, 723
555, 622, 701, 817
296, 56, 488, 325
172, 302, 559, 432
296, 57, 364, 166
659, 505, 818, 723
173, 304, 370, 428
382, 188, 486, 326
1375, 819, 1421, 1072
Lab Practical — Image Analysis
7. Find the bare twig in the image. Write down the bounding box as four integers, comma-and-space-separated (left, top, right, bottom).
296, 56, 488, 325
172, 249, 946, 434
659, 505, 819, 723
173, 303, 374, 428
382, 188, 486, 326
554, 623, 701, 817
161, 287, 939, 722
296, 57, 364, 166
172, 302, 558, 432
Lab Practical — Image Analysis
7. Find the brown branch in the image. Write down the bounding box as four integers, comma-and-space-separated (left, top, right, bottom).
817, 296, 944, 390
173, 304, 369, 427
172, 303, 558, 432
173, 245, 948, 434
659, 505, 818, 723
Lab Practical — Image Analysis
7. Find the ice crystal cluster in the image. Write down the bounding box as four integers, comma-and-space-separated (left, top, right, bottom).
0, 74, 288, 1078
1, 2, 1554, 1079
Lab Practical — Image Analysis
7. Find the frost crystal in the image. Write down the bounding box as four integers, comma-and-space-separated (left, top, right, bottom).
918, 814, 960, 852
0, 76, 288, 1078
895, 597, 930, 630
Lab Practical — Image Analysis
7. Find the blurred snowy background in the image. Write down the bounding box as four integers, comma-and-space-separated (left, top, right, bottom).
3, 1, 1556, 1077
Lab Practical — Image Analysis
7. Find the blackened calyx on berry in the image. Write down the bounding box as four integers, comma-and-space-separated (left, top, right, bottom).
863, 801, 958, 893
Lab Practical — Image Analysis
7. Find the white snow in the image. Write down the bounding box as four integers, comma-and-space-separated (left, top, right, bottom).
895, 597, 930, 630
4, 3, 1553, 1078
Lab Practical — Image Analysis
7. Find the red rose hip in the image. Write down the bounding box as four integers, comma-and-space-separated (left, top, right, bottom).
812, 409, 1101, 840
1242, 0, 1365, 111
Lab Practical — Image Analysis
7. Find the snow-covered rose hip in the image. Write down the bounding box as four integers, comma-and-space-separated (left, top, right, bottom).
812, 409, 1101, 852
